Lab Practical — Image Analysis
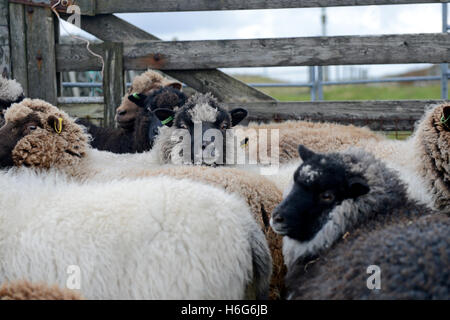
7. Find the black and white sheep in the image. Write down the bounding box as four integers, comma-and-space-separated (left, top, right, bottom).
0, 77, 25, 127
77, 86, 187, 154
151, 92, 248, 166
115, 69, 182, 130
270, 145, 448, 299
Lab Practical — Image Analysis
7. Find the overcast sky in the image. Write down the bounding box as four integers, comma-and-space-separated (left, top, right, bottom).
64, 3, 446, 82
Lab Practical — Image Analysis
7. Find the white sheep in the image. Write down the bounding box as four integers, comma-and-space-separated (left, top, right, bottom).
0, 170, 272, 300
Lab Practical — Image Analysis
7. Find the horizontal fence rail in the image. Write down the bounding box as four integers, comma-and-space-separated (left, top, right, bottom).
58, 98, 445, 131
56, 33, 450, 72
61, 74, 449, 89
13, 0, 444, 15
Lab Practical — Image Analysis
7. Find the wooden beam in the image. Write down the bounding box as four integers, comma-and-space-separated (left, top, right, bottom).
231, 100, 440, 131
58, 99, 447, 131
56, 33, 450, 71
101, 42, 124, 128
8, 3, 28, 94
0, 0, 11, 78
8, 0, 96, 16
25, 6, 57, 104
65, 14, 274, 102
94, 0, 444, 14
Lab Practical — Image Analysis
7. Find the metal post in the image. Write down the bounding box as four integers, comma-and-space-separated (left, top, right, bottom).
309, 66, 316, 101
317, 66, 324, 100
442, 2, 448, 100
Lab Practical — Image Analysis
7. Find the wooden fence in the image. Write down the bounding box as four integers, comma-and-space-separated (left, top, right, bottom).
2, 0, 450, 130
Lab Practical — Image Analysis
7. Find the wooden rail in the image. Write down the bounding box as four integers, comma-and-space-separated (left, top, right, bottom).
59, 99, 445, 131
56, 33, 450, 72
9, 0, 445, 15
95, 1, 445, 13
67, 14, 274, 103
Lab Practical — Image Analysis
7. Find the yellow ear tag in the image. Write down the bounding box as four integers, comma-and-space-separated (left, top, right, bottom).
54, 117, 63, 134
240, 137, 249, 149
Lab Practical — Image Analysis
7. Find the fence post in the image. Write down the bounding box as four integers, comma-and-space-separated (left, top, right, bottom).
8, 2, 28, 94
102, 42, 124, 128
24, 5, 57, 105
442, 2, 448, 100
309, 66, 316, 101
0, 0, 11, 78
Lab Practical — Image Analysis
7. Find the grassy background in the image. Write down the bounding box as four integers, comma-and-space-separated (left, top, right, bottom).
233, 75, 442, 101
232, 74, 437, 140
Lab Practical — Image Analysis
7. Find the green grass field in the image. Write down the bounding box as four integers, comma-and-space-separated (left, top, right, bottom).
233, 74, 442, 101
233, 74, 431, 140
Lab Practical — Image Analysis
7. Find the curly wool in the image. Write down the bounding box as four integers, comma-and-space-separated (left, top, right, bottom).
0, 77, 23, 103
0, 280, 83, 300
5, 99, 89, 170
140, 165, 285, 299
354, 103, 450, 211
411, 102, 450, 212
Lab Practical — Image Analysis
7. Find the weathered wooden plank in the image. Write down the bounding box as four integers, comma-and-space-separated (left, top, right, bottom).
56, 33, 450, 71
58, 99, 447, 131
0, 0, 10, 78
94, 0, 444, 14
0, 0, 8, 25
64, 13, 274, 102
59, 102, 104, 118
8, 0, 96, 16
8, 2, 28, 94
102, 42, 124, 128
25, 6, 57, 104
232, 99, 444, 131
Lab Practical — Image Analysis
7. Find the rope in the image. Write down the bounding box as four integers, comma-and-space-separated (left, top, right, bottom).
51, 0, 105, 77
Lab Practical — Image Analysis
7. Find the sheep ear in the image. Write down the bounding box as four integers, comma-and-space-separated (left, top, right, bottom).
47, 115, 64, 134
441, 106, 450, 130
128, 93, 148, 108
347, 176, 370, 199
229, 108, 248, 126
297, 145, 315, 161
166, 82, 183, 91
154, 108, 175, 127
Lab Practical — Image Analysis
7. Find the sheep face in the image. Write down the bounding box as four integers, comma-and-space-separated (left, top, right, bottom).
116, 82, 183, 130
0, 99, 88, 169
270, 145, 369, 242
128, 87, 188, 149
154, 93, 248, 165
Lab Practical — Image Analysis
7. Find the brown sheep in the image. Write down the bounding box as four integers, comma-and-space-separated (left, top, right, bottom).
0, 280, 83, 300
115, 70, 182, 130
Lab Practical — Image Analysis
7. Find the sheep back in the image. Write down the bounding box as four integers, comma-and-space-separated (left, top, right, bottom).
141, 165, 285, 299
287, 213, 449, 300
0, 281, 83, 300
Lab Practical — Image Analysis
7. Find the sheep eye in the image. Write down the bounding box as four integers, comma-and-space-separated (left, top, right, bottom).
220, 123, 229, 130
319, 191, 335, 203
28, 125, 37, 131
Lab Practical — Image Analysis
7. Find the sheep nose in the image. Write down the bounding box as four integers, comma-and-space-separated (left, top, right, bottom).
273, 215, 284, 224
118, 110, 127, 116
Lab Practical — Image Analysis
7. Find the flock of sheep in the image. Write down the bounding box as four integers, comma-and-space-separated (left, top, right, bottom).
0, 70, 448, 300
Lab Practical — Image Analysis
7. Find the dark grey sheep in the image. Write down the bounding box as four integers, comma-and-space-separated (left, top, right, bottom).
271, 145, 448, 299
